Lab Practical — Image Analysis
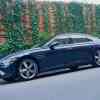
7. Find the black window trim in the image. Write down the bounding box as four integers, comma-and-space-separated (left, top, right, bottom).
70, 37, 93, 44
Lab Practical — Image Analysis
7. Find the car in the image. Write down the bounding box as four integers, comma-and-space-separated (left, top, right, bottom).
0, 33, 100, 82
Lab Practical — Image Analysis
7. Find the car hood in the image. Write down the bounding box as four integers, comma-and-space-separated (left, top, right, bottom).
0, 47, 44, 61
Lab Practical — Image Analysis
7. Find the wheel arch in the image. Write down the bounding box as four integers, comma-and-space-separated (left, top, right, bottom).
16, 55, 40, 72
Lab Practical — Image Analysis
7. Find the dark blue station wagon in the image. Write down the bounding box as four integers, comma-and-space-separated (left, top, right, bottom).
0, 33, 100, 82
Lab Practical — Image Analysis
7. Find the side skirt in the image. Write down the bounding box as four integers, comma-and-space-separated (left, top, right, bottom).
37, 64, 92, 77
37, 67, 69, 77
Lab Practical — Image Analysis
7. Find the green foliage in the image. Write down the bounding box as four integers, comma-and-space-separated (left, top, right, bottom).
2, 0, 25, 53
63, 14, 74, 33
68, 3, 85, 33
38, 32, 51, 44
0, 44, 10, 54
96, 6, 100, 33
92, 32, 100, 38
0, 1, 100, 55
55, 3, 65, 33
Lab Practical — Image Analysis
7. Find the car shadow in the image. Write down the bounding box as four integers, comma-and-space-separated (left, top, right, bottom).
0, 66, 99, 86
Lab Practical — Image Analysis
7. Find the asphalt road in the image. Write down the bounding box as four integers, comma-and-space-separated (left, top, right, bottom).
0, 66, 100, 100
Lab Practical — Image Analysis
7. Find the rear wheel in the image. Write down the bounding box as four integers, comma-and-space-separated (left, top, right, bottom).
94, 50, 100, 66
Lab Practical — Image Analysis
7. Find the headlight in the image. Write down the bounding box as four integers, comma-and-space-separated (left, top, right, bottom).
2, 58, 17, 66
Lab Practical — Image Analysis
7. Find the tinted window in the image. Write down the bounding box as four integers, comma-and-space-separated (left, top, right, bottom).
72, 38, 92, 44
50, 38, 71, 47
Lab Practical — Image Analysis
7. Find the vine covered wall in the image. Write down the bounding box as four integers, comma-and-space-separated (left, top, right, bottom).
0, 0, 99, 54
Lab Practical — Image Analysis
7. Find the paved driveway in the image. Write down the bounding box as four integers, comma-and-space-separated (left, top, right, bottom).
0, 67, 100, 100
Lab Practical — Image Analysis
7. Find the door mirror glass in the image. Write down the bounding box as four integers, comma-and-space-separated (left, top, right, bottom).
49, 42, 59, 50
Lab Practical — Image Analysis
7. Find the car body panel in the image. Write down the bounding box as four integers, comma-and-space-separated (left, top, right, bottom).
0, 33, 100, 79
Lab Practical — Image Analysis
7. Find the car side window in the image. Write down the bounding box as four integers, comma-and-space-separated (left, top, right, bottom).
50, 38, 71, 47
71, 38, 92, 44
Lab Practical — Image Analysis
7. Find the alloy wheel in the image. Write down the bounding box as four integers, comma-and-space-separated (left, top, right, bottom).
95, 50, 100, 66
19, 59, 37, 80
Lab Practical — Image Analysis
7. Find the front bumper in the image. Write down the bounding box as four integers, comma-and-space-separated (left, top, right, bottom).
0, 70, 5, 76
0, 64, 16, 79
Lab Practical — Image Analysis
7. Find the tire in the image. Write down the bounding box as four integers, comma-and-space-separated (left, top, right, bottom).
16, 58, 38, 81
94, 50, 100, 67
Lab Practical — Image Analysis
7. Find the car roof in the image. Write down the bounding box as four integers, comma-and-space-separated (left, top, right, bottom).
54, 33, 99, 41
55, 33, 90, 38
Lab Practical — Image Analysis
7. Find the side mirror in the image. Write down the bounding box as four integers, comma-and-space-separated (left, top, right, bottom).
49, 42, 59, 50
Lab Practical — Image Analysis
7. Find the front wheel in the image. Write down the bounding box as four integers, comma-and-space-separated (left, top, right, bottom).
17, 58, 38, 81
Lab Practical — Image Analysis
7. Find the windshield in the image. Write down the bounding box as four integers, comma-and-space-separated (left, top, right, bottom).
33, 38, 54, 48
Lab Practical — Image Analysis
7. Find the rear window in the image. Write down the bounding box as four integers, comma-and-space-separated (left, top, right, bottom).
72, 38, 92, 43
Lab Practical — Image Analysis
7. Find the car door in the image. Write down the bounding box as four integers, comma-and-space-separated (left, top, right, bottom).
39, 38, 73, 71
69, 37, 94, 66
